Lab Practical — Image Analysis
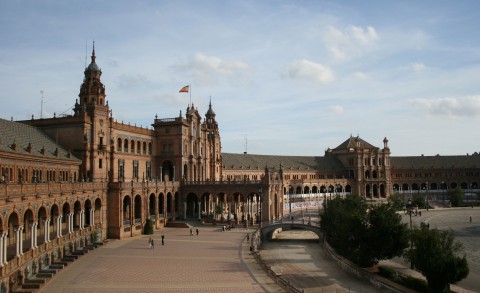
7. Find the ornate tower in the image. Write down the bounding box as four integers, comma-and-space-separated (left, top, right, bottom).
205, 100, 222, 180
74, 43, 110, 181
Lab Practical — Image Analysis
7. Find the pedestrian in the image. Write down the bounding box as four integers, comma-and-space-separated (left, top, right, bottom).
196, 228, 199, 236
246, 233, 249, 241
148, 237, 152, 249
161, 235, 165, 245
151, 238, 155, 249
190, 228, 193, 236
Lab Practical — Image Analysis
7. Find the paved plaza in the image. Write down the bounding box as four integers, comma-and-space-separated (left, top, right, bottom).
39, 207, 480, 293
40, 226, 284, 293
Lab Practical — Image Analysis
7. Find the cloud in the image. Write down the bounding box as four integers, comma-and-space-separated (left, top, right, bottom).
354, 71, 368, 79
285, 59, 335, 84
115, 74, 148, 89
327, 105, 344, 114
173, 53, 252, 85
324, 25, 379, 61
411, 95, 480, 117
411, 62, 427, 72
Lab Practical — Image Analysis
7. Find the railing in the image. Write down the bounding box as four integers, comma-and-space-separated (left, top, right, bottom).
0, 181, 107, 197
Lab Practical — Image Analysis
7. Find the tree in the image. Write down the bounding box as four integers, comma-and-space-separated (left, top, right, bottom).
321, 195, 409, 267
388, 192, 404, 211
412, 193, 426, 209
448, 188, 464, 207
407, 226, 469, 292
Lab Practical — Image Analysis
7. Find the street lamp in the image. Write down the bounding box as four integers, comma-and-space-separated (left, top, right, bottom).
406, 198, 414, 269
258, 187, 262, 227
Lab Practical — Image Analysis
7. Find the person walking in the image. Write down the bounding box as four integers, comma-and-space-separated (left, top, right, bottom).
148, 237, 152, 249
151, 238, 155, 249
190, 228, 193, 236
196, 228, 199, 236
161, 235, 165, 245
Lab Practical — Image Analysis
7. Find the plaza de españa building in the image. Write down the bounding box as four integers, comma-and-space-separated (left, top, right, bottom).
0, 46, 479, 290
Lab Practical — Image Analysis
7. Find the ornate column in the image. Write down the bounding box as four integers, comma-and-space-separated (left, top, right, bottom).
69, 213, 74, 233
90, 209, 95, 226
57, 216, 62, 237
0, 232, 6, 266
44, 219, 49, 243
30, 223, 36, 249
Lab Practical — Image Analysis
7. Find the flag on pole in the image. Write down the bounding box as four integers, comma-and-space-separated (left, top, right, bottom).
179, 85, 189, 93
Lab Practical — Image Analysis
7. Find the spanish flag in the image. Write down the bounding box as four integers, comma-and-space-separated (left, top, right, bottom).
179, 85, 189, 93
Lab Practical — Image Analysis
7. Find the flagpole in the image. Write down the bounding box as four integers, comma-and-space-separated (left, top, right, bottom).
189, 84, 192, 106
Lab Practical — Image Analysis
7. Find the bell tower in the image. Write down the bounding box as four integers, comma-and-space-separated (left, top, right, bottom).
205, 100, 222, 180
74, 42, 110, 182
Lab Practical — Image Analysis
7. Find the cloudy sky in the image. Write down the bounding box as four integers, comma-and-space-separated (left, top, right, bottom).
1, 1, 479, 156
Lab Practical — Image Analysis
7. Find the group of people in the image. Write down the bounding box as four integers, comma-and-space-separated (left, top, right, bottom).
148, 235, 165, 249
189, 228, 199, 236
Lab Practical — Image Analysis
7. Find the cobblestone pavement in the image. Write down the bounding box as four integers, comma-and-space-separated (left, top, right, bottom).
398, 207, 480, 292
40, 226, 284, 293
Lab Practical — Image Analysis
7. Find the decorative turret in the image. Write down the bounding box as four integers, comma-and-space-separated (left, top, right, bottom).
77, 42, 106, 111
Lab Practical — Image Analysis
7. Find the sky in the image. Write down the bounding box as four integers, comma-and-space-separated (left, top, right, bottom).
1, 1, 480, 157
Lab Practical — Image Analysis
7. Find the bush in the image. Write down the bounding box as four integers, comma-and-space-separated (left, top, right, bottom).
377, 266, 428, 292
144, 219, 154, 234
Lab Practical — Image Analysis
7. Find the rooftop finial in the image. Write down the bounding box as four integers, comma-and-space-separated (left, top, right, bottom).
91, 41, 96, 63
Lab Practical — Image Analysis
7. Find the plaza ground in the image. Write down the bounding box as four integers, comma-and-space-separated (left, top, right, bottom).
40, 207, 480, 292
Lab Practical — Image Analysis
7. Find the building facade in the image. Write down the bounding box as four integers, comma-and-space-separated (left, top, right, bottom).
0, 46, 479, 291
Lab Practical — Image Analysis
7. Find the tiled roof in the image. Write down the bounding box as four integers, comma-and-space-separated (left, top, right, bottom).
0, 118, 80, 162
391, 155, 480, 169
222, 153, 345, 171
333, 135, 377, 150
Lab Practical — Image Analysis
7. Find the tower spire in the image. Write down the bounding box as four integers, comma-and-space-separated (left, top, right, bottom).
91, 41, 96, 63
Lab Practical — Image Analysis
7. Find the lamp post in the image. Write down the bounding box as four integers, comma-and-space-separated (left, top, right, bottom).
425, 182, 429, 211
406, 198, 414, 269
258, 187, 262, 228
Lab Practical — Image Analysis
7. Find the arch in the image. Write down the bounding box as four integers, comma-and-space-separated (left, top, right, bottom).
412, 183, 419, 191
7, 212, 20, 260
117, 138, 122, 152
149, 193, 156, 220
366, 184, 371, 198
36, 206, 46, 245
295, 186, 302, 194
62, 203, 71, 235
460, 182, 468, 189
303, 186, 310, 194
123, 139, 128, 152
23, 209, 34, 252
365, 170, 370, 179
50, 204, 59, 240
158, 193, 165, 216
372, 170, 378, 179
450, 182, 457, 189
123, 195, 132, 225
380, 184, 386, 198
393, 183, 400, 191
345, 185, 352, 193
430, 182, 438, 190
312, 186, 319, 193
94, 198, 102, 224
162, 160, 174, 181
85, 199, 92, 227
73, 201, 82, 230
186, 193, 199, 219
174, 192, 181, 219
261, 223, 322, 242
134, 195, 142, 223
402, 183, 409, 191
373, 184, 378, 198
472, 182, 479, 189
130, 139, 135, 153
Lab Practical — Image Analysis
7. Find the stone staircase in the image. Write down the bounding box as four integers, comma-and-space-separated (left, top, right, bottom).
11, 242, 106, 293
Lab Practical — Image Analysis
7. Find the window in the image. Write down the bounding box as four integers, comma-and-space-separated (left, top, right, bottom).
133, 160, 139, 179
146, 161, 152, 180
99, 159, 103, 169
118, 159, 125, 180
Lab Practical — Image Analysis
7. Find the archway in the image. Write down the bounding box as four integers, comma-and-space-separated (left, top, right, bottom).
186, 193, 198, 219
123, 196, 132, 225
134, 195, 142, 223
37, 206, 47, 246
162, 160, 174, 181
50, 205, 59, 240
62, 203, 70, 235
23, 209, 34, 252
7, 212, 19, 260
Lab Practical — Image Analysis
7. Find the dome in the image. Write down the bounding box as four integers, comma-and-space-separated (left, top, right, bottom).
87, 62, 99, 71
